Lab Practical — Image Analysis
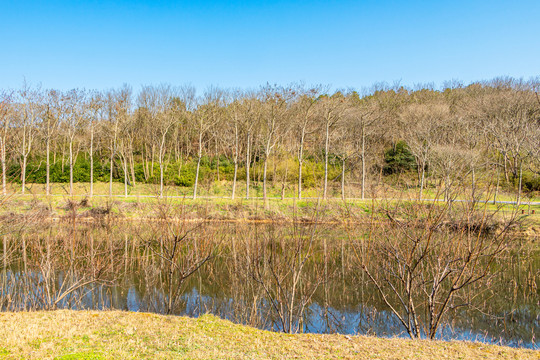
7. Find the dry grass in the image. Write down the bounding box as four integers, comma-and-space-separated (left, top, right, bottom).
0, 311, 536, 359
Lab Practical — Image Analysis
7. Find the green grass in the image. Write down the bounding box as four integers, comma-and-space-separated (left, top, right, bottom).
0, 310, 536, 359
12, 181, 538, 201
1, 182, 539, 230
54, 353, 105, 360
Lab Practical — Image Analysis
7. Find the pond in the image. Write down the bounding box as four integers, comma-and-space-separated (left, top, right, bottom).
0, 219, 538, 348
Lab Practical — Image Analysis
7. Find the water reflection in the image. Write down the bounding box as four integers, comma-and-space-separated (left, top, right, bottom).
0, 220, 537, 348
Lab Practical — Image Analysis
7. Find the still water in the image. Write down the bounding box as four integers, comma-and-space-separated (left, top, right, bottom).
0, 219, 538, 348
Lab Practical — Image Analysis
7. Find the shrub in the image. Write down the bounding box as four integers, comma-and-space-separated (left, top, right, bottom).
521, 171, 540, 192
383, 141, 416, 174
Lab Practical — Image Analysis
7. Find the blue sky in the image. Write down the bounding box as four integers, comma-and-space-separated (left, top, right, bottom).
1, 0, 539, 92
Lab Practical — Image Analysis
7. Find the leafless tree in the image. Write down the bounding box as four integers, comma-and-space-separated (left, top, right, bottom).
400, 102, 449, 200
192, 88, 222, 199
291, 86, 321, 199
318, 92, 346, 199
248, 221, 324, 333
258, 86, 292, 202
62, 89, 88, 196
15, 83, 43, 194
138, 85, 178, 198
348, 93, 380, 200
0, 91, 13, 195
354, 186, 520, 339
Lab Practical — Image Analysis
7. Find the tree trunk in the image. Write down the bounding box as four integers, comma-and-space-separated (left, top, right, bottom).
69, 140, 74, 196
193, 133, 203, 200
493, 155, 500, 204
281, 173, 287, 200
471, 167, 476, 199
246, 133, 251, 200
1, 139, 6, 195
130, 151, 136, 187
503, 153, 509, 183
193, 156, 201, 200
143, 144, 149, 181
151, 145, 155, 178
419, 159, 425, 201
517, 160, 523, 206
109, 149, 114, 199
21, 155, 27, 194
323, 122, 330, 199
123, 152, 128, 198
216, 141, 220, 182
298, 159, 303, 200
272, 155, 277, 189
160, 161, 164, 198
263, 155, 268, 201
445, 173, 450, 202
361, 126, 366, 200
61, 143, 65, 174
46, 136, 50, 196
232, 159, 238, 200
341, 158, 346, 200
90, 125, 94, 199
298, 130, 305, 200
231, 122, 239, 200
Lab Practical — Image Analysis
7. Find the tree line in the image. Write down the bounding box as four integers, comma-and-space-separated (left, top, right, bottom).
0, 77, 538, 200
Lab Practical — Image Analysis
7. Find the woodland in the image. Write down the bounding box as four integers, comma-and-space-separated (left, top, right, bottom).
0, 77, 538, 200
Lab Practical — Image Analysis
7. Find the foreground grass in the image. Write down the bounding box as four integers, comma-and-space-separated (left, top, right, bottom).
0, 311, 536, 359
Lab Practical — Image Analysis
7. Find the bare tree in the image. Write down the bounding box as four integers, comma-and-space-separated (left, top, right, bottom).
103, 91, 120, 198
292, 87, 320, 199
223, 90, 245, 199
318, 92, 346, 199
478, 88, 538, 205
0, 78, 536, 202
401, 102, 449, 200
241, 96, 260, 199
192, 88, 222, 199
62, 89, 88, 196
15, 83, 43, 194
141, 205, 219, 314
348, 93, 380, 200
118, 109, 136, 198
355, 188, 520, 339
87, 92, 105, 199
248, 222, 324, 333
138, 85, 178, 198
259, 85, 291, 202
0, 91, 13, 195
43, 90, 63, 196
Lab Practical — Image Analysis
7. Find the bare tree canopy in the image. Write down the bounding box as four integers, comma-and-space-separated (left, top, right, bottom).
0, 77, 538, 199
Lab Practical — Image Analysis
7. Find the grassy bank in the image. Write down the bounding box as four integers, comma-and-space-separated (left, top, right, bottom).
8, 181, 540, 202
0, 311, 536, 359
2, 185, 539, 231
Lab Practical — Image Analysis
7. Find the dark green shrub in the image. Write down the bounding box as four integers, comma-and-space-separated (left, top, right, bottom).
521, 171, 540, 192
383, 141, 416, 174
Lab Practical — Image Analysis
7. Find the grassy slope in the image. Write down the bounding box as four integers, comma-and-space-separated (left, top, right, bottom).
10, 181, 540, 202
0, 311, 536, 359
4, 182, 539, 229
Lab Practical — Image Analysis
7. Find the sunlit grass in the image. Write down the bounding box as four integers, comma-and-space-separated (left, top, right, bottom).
1, 182, 538, 229
0, 311, 536, 359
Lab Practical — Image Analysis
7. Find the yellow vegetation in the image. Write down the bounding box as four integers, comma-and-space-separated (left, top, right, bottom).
0, 310, 536, 359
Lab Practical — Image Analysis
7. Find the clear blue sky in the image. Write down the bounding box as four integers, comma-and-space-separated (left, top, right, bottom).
1, 0, 539, 92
